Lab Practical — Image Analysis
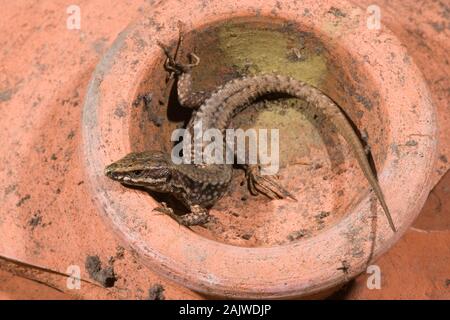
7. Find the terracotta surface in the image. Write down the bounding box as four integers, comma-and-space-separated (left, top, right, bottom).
353, 0, 450, 186
0, 0, 448, 299
331, 169, 450, 300
83, 0, 437, 298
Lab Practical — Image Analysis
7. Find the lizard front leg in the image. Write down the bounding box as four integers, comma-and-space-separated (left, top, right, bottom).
154, 202, 210, 226
180, 205, 210, 226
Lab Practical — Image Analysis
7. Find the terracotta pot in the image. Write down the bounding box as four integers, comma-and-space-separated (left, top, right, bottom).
82, 0, 437, 298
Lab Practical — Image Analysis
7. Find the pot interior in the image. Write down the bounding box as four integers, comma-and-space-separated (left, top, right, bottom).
128, 16, 389, 247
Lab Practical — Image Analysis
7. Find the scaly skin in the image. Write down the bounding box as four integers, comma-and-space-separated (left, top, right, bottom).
105, 43, 396, 232
104, 151, 230, 226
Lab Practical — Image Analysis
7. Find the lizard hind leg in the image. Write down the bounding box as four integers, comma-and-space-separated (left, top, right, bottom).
157, 40, 200, 75
157, 36, 206, 109
245, 165, 297, 201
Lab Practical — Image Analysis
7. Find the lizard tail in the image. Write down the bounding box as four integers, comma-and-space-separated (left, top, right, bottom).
283, 76, 397, 233
194, 74, 397, 232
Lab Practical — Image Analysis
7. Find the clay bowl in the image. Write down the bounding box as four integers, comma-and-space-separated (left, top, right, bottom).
82, 0, 437, 298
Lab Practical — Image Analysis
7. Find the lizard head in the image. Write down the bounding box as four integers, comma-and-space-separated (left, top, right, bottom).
104, 151, 172, 191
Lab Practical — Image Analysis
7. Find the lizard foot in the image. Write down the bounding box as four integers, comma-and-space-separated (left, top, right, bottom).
153, 202, 179, 220
179, 205, 210, 226
157, 41, 200, 75
245, 165, 297, 201
153, 202, 210, 226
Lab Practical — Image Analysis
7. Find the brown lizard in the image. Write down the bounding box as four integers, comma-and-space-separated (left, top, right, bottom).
104, 41, 396, 232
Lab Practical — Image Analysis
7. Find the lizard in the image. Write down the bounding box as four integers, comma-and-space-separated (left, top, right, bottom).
104, 38, 396, 232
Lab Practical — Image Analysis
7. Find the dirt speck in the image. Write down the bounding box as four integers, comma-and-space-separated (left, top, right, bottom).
337, 260, 350, 274
148, 284, 165, 300
355, 94, 373, 110
328, 7, 347, 17
429, 21, 445, 33
115, 246, 125, 260
405, 140, 418, 147
316, 211, 330, 220
287, 229, 309, 241
286, 47, 305, 62
114, 105, 126, 118
29, 211, 43, 229
4, 184, 17, 196
16, 194, 31, 207
85, 255, 117, 288
67, 130, 76, 140
240, 232, 253, 240
0, 89, 13, 102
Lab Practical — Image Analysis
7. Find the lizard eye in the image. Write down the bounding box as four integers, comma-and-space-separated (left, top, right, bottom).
133, 170, 143, 177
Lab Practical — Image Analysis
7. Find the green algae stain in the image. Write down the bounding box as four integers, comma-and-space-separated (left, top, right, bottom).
235, 100, 326, 168
217, 23, 327, 87
187, 19, 332, 167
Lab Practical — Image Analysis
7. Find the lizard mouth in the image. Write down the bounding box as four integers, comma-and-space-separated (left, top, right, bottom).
105, 171, 128, 182
104, 166, 129, 182
105, 170, 167, 187
104, 165, 132, 182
